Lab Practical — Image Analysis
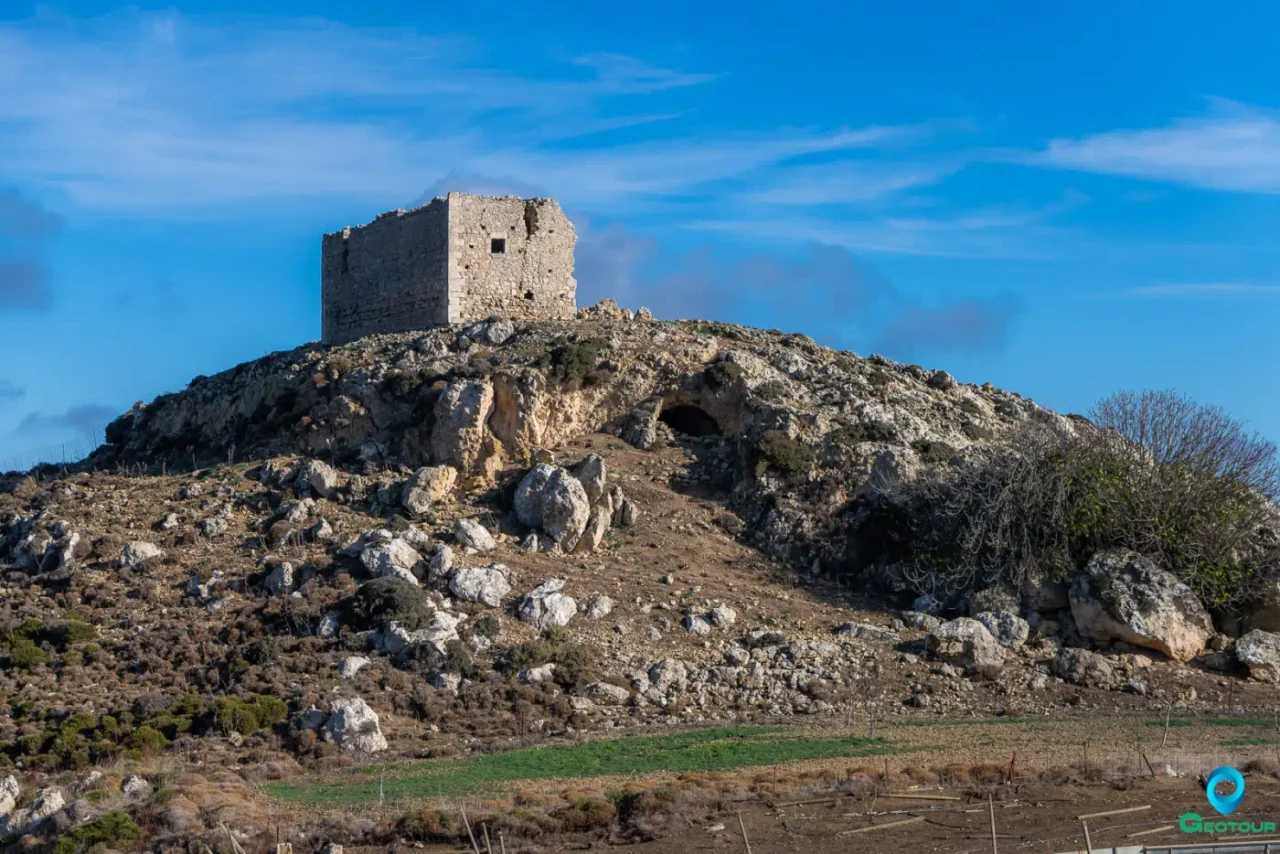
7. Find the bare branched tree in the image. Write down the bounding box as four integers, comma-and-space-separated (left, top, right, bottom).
888, 389, 1280, 608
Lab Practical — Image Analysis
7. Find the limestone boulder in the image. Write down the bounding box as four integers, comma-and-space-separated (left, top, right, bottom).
0, 786, 64, 839
402, 466, 457, 515
359, 539, 423, 585
431, 379, 494, 474
582, 682, 630, 706
463, 317, 516, 346
974, 611, 1030, 649
449, 564, 512, 608
453, 517, 497, 554
585, 595, 614, 619
264, 562, 295, 596
1050, 647, 1119, 689
570, 454, 608, 504
517, 579, 577, 630
927, 618, 1005, 678
0, 776, 17, 819
1069, 550, 1213, 661
118, 540, 164, 569
573, 505, 610, 554
298, 459, 341, 499
1236, 630, 1280, 682
514, 464, 591, 550
648, 658, 688, 694
322, 698, 387, 753
427, 543, 454, 584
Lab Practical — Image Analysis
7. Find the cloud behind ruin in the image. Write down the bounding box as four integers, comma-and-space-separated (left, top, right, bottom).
574, 219, 1019, 358
17, 404, 119, 436
0, 187, 62, 311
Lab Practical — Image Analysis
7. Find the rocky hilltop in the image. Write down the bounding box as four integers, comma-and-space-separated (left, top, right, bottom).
1, 300, 1277, 850
94, 299, 1068, 585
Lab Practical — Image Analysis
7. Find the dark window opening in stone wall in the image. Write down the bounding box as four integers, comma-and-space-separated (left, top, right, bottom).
524, 290, 535, 300
491, 238, 506, 254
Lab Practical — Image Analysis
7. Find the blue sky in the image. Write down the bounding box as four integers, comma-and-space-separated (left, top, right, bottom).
3, 2, 1280, 463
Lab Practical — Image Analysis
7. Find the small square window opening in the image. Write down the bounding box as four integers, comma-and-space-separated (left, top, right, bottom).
490, 238, 506, 254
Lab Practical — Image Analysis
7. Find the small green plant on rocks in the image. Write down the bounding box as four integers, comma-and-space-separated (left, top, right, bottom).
755, 430, 816, 477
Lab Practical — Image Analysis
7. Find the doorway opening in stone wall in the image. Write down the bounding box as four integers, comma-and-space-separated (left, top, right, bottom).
491, 237, 506, 254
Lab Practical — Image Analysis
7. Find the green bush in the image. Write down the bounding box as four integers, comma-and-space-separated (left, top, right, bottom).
216, 694, 288, 736
345, 577, 437, 632
538, 337, 608, 385
506, 627, 599, 690
53, 810, 143, 854
755, 430, 816, 478
704, 360, 744, 391
124, 725, 170, 755
830, 420, 897, 445
7, 638, 46, 669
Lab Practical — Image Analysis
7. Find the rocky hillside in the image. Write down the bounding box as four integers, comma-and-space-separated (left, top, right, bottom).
2, 300, 1278, 851
92, 300, 1074, 590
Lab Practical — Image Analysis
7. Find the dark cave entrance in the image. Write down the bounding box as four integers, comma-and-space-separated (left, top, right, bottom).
659, 404, 721, 437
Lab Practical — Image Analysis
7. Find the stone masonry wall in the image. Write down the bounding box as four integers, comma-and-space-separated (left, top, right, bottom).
321, 194, 576, 344
446, 194, 576, 323
321, 200, 450, 345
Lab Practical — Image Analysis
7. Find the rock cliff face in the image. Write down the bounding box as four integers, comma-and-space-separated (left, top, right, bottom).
93, 302, 1070, 586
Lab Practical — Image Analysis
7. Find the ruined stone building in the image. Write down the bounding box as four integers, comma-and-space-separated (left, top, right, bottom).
321, 193, 577, 344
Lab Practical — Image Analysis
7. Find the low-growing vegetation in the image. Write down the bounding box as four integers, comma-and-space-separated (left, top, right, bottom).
755, 430, 816, 477
883, 389, 1280, 606
4, 692, 287, 769
265, 727, 899, 804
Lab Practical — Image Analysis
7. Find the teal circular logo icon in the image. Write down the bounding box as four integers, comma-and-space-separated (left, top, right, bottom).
1206, 766, 1245, 816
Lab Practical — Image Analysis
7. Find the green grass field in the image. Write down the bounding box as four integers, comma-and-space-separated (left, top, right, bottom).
1144, 717, 1278, 729
265, 727, 902, 805
892, 717, 1038, 727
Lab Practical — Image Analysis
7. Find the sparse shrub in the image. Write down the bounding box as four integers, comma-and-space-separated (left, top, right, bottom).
471, 615, 500, 639
830, 420, 897, 446
383, 369, 424, 397
754, 430, 816, 478
911, 440, 956, 464
704, 360, 744, 391
886, 389, 1280, 606
241, 635, 278, 665
753, 379, 789, 401
326, 353, 355, 378
345, 577, 437, 632
506, 627, 599, 690
51, 618, 98, 647
553, 797, 617, 832
538, 337, 608, 385
52, 809, 142, 854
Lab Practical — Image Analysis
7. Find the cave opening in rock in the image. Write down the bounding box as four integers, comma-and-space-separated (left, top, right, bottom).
659, 404, 721, 437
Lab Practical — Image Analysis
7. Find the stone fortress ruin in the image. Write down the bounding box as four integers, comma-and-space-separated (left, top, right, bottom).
321, 193, 577, 345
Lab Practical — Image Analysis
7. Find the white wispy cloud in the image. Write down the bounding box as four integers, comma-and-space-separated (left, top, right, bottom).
0, 9, 938, 218
741, 159, 959, 205
1122, 283, 1280, 298
1032, 100, 1280, 193
688, 194, 1084, 259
